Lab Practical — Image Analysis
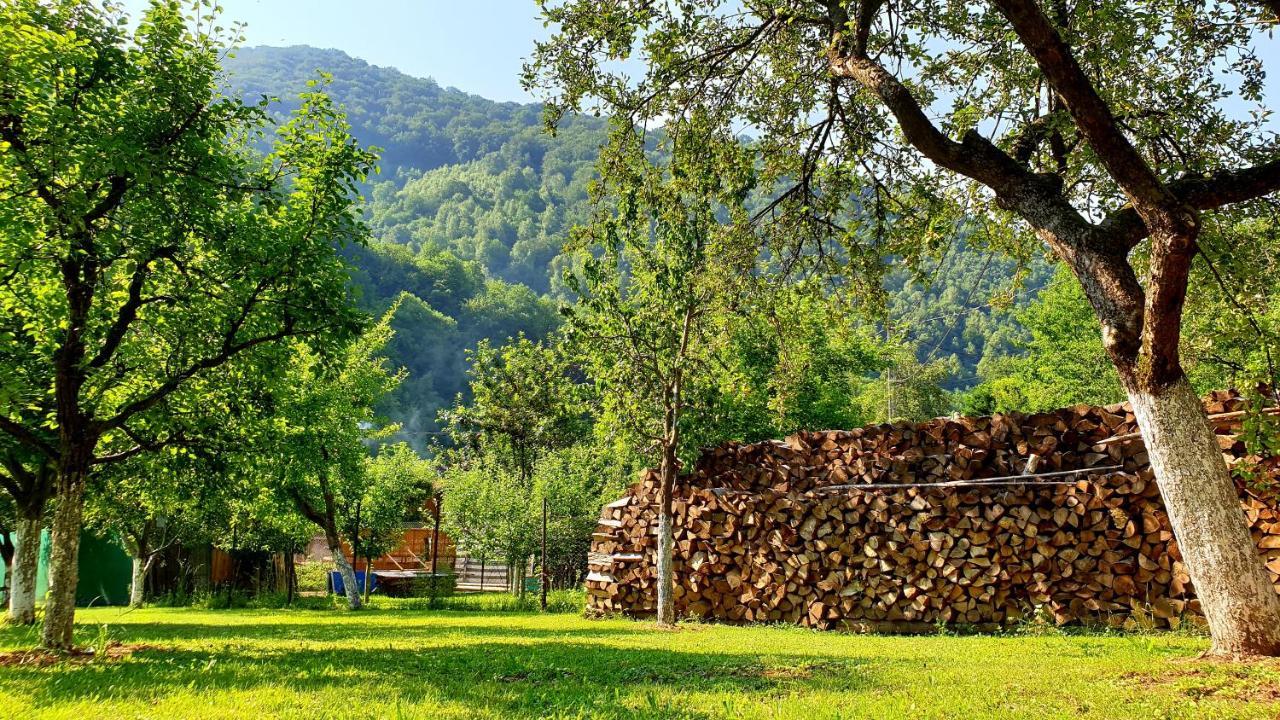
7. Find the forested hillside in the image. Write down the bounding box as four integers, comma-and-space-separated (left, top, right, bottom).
222, 45, 1051, 442
224, 46, 600, 444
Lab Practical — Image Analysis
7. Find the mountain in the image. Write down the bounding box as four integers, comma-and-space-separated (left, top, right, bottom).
225, 46, 580, 176
224, 46, 600, 447
221, 46, 1048, 445
225, 46, 604, 292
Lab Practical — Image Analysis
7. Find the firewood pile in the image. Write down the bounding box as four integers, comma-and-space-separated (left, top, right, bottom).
586, 391, 1280, 630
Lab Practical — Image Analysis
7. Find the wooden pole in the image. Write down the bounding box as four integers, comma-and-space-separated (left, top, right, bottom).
284, 545, 295, 606
430, 492, 441, 576
364, 551, 373, 604
540, 496, 548, 611
479, 554, 485, 592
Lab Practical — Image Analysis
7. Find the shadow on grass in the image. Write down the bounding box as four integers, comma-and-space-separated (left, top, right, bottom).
0, 627, 893, 719
28, 618, 649, 645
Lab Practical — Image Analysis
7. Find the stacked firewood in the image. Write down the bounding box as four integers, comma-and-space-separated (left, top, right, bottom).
586, 391, 1280, 629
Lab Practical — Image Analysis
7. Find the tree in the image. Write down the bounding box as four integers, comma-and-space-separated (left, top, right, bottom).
563, 116, 755, 626
530, 0, 1280, 655
267, 309, 403, 611
443, 334, 584, 487
854, 349, 956, 424
532, 443, 635, 588
699, 283, 895, 441
0, 1, 372, 647
440, 458, 531, 594
353, 443, 434, 602
440, 334, 585, 593
211, 463, 315, 606
85, 450, 205, 608
0, 451, 52, 624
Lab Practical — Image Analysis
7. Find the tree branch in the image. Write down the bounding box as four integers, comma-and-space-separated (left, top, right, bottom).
1099, 157, 1280, 248
0, 417, 56, 459
87, 246, 177, 369
287, 485, 328, 528
989, 0, 1178, 218
82, 175, 130, 226
826, 44, 1103, 250
852, 0, 884, 55
95, 322, 323, 433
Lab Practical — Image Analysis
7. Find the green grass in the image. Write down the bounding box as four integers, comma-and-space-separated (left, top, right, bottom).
1, 598, 1277, 719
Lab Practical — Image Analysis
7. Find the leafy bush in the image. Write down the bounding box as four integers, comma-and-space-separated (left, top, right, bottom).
412, 571, 458, 600
296, 562, 333, 594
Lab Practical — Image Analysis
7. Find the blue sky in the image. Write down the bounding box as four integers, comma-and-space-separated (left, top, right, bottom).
118, 0, 552, 103
117, 0, 1280, 122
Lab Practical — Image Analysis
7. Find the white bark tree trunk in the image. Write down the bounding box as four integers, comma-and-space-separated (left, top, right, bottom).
331, 542, 362, 610
655, 505, 675, 627
1129, 378, 1280, 656
6, 515, 41, 625
129, 556, 146, 608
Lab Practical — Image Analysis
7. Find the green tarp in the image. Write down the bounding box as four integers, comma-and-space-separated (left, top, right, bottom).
32, 530, 132, 607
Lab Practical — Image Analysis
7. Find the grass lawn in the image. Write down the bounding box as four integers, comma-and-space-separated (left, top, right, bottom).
1, 597, 1277, 719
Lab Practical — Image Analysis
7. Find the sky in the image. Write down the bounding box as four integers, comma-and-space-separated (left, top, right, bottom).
117, 0, 553, 103
115, 0, 1280, 120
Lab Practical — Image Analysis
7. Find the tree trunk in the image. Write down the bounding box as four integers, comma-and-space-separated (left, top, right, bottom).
363, 552, 373, 604
128, 554, 155, 608
6, 514, 41, 625
656, 498, 675, 626
329, 532, 361, 610
655, 441, 677, 628
126, 533, 151, 609
540, 496, 548, 612
42, 473, 86, 649
130, 556, 145, 608
285, 549, 295, 606
1127, 377, 1280, 656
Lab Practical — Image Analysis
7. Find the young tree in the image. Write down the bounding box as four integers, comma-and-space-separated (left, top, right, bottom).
267, 310, 404, 611
0, 1, 372, 647
564, 117, 755, 626
352, 443, 434, 602
442, 334, 585, 487
532, 444, 635, 588
531, 1, 1280, 654
199, 454, 316, 606
85, 450, 207, 608
440, 458, 532, 594
440, 333, 587, 594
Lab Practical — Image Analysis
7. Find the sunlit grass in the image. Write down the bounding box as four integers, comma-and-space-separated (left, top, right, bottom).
0, 598, 1276, 719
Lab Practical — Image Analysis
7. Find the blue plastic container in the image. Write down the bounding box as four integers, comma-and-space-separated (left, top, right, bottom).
329, 570, 377, 595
